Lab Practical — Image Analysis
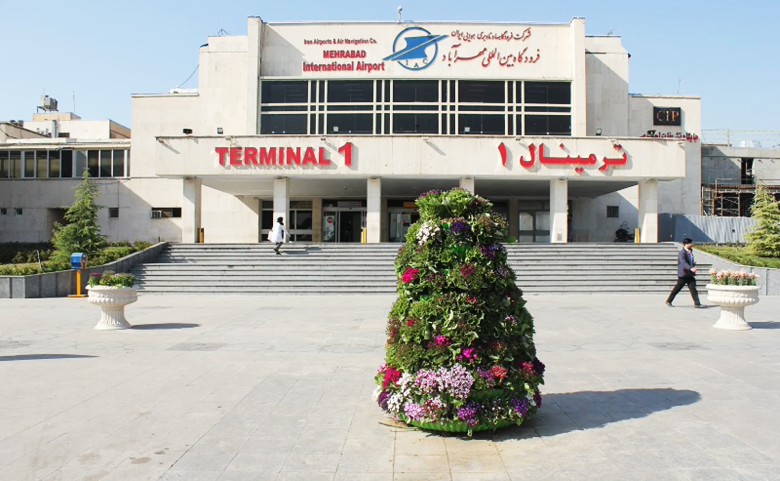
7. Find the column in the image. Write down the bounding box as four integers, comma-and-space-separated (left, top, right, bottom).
638, 179, 659, 243
459, 177, 475, 194
182, 178, 202, 243
312, 198, 323, 243
508, 198, 519, 241
273, 177, 290, 229
550, 179, 568, 244
367, 177, 382, 243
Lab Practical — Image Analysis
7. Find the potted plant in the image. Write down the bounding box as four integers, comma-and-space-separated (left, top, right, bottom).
706, 269, 760, 330
86, 270, 137, 330
374, 189, 544, 436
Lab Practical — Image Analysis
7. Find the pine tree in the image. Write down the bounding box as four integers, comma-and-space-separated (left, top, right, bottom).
50, 172, 107, 267
745, 185, 780, 257
375, 189, 544, 434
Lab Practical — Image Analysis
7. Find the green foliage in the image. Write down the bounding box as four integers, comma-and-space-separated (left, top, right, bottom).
50, 172, 107, 266
745, 185, 780, 257
0, 243, 53, 264
696, 245, 780, 269
87, 270, 136, 288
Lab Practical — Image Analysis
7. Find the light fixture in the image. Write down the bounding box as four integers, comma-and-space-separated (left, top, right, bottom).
320, 136, 327, 141
332, 126, 339, 133
421, 136, 430, 141
182, 128, 193, 135
464, 126, 471, 133
217, 127, 223, 135
595, 128, 602, 136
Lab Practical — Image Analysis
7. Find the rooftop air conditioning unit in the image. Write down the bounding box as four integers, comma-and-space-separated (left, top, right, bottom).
151, 210, 163, 219
40, 95, 58, 111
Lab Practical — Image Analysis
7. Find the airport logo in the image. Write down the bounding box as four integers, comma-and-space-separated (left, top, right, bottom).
383, 27, 448, 71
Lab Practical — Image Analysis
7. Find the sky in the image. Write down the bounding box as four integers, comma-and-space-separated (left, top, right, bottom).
1, 0, 777, 138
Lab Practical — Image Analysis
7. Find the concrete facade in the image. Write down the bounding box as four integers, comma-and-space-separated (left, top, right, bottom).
1, 17, 707, 245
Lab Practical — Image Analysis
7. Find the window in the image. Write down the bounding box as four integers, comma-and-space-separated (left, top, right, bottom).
261, 81, 308, 103
459, 81, 505, 103
0, 208, 6, 215
15, 208, 23, 216
0, 151, 8, 178
109, 208, 119, 218
260, 114, 307, 134
35, 151, 48, 178
525, 82, 571, 104
392, 113, 438, 134
327, 114, 372, 134
524, 115, 571, 136
607, 206, 619, 218
10, 151, 21, 178
393, 80, 438, 103
151, 208, 181, 219
460, 114, 505, 135
112, 150, 126, 177
327, 81, 373, 103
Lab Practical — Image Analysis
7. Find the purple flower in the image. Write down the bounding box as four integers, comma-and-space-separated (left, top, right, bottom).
418, 189, 442, 200
451, 220, 470, 236
377, 391, 389, 411
457, 403, 479, 427
403, 402, 425, 422
480, 244, 501, 260
511, 398, 529, 416
415, 369, 440, 394
496, 266, 510, 279
439, 364, 474, 399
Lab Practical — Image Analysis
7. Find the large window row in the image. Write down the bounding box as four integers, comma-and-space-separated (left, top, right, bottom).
258, 79, 571, 136
0, 149, 129, 179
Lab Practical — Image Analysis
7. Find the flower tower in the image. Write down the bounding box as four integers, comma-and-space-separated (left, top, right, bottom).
375, 188, 544, 434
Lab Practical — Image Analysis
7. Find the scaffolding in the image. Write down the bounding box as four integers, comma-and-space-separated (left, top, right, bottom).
702, 182, 780, 216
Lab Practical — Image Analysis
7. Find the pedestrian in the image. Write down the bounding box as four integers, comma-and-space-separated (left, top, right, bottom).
267, 217, 287, 255
666, 237, 703, 308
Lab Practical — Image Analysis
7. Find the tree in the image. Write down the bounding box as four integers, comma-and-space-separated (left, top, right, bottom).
375, 189, 544, 435
745, 185, 780, 257
50, 172, 107, 267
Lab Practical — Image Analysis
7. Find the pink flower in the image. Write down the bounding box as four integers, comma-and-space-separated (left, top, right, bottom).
406, 319, 416, 327
490, 365, 508, 382
401, 268, 420, 284
434, 335, 450, 347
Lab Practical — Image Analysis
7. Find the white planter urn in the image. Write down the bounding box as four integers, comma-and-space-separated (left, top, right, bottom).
706, 284, 760, 331
87, 286, 138, 330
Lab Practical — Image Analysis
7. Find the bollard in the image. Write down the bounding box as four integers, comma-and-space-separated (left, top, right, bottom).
634, 227, 641, 244
361, 227, 367, 244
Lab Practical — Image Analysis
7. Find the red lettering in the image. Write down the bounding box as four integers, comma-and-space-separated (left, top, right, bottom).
278, 147, 285, 165
229, 148, 242, 166
302, 147, 317, 165
318, 147, 331, 166
259, 148, 276, 165
338, 142, 353, 167
286, 147, 301, 166
245, 147, 258, 165
215, 147, 229, 166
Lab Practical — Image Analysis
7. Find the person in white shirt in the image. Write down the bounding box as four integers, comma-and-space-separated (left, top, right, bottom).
267, 217, 287, 255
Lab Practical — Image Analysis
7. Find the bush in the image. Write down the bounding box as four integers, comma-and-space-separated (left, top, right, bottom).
0, 243, 52, 264
87, 270, 136, 288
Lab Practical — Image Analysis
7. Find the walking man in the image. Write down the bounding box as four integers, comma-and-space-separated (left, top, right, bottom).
666, 237, 703, 308
268, 217, 287, 255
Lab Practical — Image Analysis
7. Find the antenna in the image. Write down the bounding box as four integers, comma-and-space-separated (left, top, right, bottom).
397, 5, 403, 23
216, 28, 230, 36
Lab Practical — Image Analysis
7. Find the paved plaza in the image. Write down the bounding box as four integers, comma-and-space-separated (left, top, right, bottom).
1, 291, 779, 481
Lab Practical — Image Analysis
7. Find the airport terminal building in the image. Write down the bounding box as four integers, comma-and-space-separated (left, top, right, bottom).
1, 17, 704, 244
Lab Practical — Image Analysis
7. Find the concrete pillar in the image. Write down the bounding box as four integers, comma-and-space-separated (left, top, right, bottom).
508, 198, 519, 240
638, 179, 659, 243
380, 197, 389, 242
182, 178, 202, 243
312, 198, 323, 243
273, 177, 290, 229
550, 179, 568, 243
367, 177, 382, 243
459, 177, 475, 194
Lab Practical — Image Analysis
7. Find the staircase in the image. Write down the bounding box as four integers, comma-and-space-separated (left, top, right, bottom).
133, 243, 709, 295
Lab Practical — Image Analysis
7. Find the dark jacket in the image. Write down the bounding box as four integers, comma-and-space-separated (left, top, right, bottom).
677, 248, 696, 278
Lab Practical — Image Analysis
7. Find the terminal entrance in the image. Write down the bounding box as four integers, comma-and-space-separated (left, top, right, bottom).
323, 210, 365, 243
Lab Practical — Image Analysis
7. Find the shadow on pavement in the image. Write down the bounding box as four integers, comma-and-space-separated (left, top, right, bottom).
749, 322, 780, 330
0, 354, 97, 362
131, 323, 199, 330
491, 388, 701, 440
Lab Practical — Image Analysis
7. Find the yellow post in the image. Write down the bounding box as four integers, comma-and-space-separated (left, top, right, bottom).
361, 227, 367, 244
68, 270, 87, 298
634, 227, 641, 244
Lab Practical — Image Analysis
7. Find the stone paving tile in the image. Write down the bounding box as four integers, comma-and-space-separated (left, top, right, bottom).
1, 293, 780, 480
